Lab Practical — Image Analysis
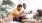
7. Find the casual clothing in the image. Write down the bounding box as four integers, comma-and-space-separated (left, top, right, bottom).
33, 15, 41, 20
10, 8, 22, 22
23, 9, 28, 14
13, 17, 23, 22
33, 15, 42, 23
33, 15, 37, 19
26, 14, 34, 20
21, 8, 28, 16
10, 8, 20, 17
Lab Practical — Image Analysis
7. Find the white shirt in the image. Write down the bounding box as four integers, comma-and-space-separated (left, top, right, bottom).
21, 8, 30, 17
23, 9, 28, 13
26, 14, 34, 20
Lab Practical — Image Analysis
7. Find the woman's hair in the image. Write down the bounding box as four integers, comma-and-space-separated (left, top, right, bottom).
37, 9, 42, 17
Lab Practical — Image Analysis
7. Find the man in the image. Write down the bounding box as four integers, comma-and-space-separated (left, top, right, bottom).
21, 3, 28, 19
22, 3, 28, 14
3, 4, 23, 22
22, 3, 32, 14
11, 4, 23, 22
11, 4, 22, 18
22, 3, 33, 20
23, 3, 26, 9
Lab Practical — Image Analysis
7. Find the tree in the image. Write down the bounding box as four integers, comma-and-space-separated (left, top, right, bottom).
0, 5, 8, 12
2, 0, 15, 6
2, 0, 16, 9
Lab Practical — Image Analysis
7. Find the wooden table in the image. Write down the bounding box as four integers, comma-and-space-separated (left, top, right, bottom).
22, 19, 41, 23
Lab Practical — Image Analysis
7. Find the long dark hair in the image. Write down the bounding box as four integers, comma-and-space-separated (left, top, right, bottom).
37, 9, 42, 17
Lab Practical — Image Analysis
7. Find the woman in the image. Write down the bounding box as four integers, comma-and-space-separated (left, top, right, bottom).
33, 9, 42, 23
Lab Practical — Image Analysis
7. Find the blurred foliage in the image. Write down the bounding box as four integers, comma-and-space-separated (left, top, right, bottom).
0, 0, 16, 16
0, 5, 9, 17
2, 0, 16, 6
0, 5, 8, 12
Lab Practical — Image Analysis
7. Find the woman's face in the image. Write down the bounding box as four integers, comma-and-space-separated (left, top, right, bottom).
36, 12, 39, 16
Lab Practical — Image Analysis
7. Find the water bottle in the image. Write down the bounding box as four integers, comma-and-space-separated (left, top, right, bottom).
41, 17, 42, 23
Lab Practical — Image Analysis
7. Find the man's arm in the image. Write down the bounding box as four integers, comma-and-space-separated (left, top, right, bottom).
3, 13, 19, 22
3, 12, 15, 22
3, 15, 14, 22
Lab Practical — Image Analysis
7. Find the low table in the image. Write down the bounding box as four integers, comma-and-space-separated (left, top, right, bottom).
22, 19, 41, 23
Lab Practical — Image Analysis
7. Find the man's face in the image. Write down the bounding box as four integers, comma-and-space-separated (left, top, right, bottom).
23, 5, 26, 9
18, 7, 22, 11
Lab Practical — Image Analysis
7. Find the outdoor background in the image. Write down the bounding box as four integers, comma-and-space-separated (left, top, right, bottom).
0, 0, 42, 18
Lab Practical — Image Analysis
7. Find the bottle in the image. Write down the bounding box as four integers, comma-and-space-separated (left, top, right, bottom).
41, 17, 42, 23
